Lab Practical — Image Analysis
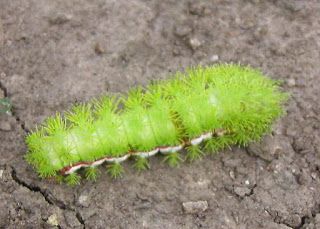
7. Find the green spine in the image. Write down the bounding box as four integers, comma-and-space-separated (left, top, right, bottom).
25, 64, 288, 185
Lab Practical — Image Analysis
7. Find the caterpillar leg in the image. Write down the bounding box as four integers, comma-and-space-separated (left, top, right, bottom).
85, 166, 100, 181
163, 152, 183, 167
134, 156, 150, 171
65, 173, 81, 186
107, 162, 124, 179
186, 145, 204, 161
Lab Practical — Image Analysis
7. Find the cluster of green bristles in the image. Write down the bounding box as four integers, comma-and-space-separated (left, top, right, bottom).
25, 64, 288, 185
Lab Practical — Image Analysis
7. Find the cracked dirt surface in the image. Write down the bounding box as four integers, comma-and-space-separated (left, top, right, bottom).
0, 0, 320, 228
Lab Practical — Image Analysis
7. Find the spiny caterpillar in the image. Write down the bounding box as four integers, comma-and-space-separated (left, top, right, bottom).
25, 64, 288, 185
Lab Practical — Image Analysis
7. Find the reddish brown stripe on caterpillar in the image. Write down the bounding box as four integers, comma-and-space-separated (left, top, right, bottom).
60, 131, 217, 175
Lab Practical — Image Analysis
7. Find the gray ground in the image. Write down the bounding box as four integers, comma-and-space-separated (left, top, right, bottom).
0, 0, 320, 228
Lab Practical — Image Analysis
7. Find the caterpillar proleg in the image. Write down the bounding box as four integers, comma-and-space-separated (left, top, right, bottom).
25, 64, 288, 185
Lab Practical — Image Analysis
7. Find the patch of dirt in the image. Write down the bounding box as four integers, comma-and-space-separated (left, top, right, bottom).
1, 0, 320, 228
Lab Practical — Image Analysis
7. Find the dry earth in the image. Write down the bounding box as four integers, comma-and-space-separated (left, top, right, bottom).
0, 0, 320, 228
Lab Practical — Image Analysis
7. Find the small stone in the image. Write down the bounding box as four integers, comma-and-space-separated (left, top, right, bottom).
0, 121, 11, 131
78, 194, 89, 207
47, 214, 59, 226
287, 78, 296, 87
245, 180, 250, 185
189, 3, 206, 16
210, 55, 219, 62
172, 47, 181, 56
234, 187, 251, 197
238, 17, 256, 30
0, 170, 3, 178
182, 200, 208, 214
298, 170, 311, 185
196, 179, 210, 188
48, 13, 72, 25
229, 170, 235, 179
174, 25, 192, 37
94, 42, 106, 55
188, 37, 202, 50
283, 214, 302, 228
253, 26, 269, 41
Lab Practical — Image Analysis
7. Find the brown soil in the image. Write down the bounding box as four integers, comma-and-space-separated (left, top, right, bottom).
1, 0, 320, 228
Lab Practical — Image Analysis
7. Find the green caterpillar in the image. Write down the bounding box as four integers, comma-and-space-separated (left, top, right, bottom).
25, 64, 288, 185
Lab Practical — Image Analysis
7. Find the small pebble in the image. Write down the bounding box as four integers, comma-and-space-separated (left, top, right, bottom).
234, 187, 251, 197
196, 178, 210, 187
174, 25, 192, 37
238, 17, 256, 30
229, 170, 235, 179
210, 55, 219, 62
189, 3, 206, 16
182, 200, 208, 214
188, 37, 202, 50
286, 214, 302, 228
0, 170, 3, 179
48, 13, 72, 25
172, 47, 181, 56
94, 42, 106, 55
0, 121, 11, 131
47, 214, 59, 226
78, 194, 89, 207
287, 78, 296, 87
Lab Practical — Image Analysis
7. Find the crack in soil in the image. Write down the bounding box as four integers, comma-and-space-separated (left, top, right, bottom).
76, 212, 85, 226
11, 166, 70, 209
1, 79, 84, 227
0, 79, 30, 133
10, 166, 85, 227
